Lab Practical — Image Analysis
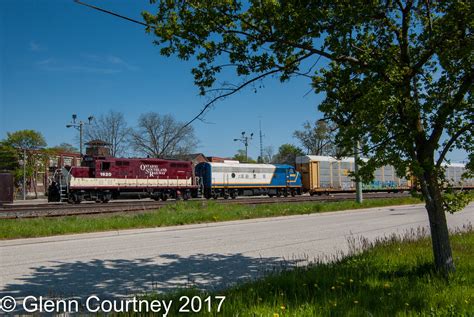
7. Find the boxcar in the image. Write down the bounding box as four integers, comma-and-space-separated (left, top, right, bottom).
195, 161, 302, 199
444, 163, 474, 189
295, 155, 412, 194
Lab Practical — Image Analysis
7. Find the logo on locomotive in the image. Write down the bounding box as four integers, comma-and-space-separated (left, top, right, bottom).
140, 164, 168, 177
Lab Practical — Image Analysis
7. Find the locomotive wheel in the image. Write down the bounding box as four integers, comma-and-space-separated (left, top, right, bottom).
162, 194, 169, 201
291, 190, 296, 197
183, 191, 190, 201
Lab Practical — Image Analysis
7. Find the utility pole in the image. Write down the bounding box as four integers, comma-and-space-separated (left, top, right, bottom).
234, 131, 253, 162
22, 148, 26, 200
354, 140, 363, 203
259, 119, 264, 163
66, 114, 94, 157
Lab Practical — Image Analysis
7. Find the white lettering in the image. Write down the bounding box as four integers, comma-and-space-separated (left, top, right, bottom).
23, 296, 37, 313
140, 164, 167, 177
86, 295, 100, 313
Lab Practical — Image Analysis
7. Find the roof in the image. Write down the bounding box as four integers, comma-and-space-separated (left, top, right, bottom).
296, 155, 467, 168
204, 162, 278, 169
296, 155, 357, 164
85, 139, 111, 146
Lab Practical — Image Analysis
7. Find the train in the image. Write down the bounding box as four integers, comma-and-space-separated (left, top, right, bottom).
295, 155, 473, 194
195, 162, 302, 199
47, 155, 473, 203
47, 156, 303, 203
48, 156, 200, 203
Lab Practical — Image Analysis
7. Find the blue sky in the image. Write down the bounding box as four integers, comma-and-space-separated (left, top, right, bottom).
0, 0, 468, 162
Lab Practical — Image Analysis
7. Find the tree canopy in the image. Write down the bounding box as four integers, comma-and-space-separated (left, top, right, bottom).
143, 0, 473, 274
130, 112, 198, 158
273, 143, 304, 165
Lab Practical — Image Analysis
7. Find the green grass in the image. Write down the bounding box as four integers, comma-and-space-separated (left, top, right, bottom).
0, 197, 422, 239
147, 230, 474, 316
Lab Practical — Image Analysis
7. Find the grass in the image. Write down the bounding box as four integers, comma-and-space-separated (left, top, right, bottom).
0, 196, 422, 239
145, 228, 474, 316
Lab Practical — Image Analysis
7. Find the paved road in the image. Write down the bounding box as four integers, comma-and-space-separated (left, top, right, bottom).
1, 203, 472, 301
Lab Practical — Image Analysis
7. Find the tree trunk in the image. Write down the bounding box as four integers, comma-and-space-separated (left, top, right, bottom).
420, 171, 455, 275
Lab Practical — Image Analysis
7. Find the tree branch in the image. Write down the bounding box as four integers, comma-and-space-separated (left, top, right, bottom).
436, 124, 473, 169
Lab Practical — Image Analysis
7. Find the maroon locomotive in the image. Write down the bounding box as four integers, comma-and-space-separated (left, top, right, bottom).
48, 156, 200, 203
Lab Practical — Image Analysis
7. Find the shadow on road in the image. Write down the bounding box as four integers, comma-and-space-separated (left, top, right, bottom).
2, 253, 293, 300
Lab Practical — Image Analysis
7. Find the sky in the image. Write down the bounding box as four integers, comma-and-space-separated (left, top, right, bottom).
0, 0, 469, 162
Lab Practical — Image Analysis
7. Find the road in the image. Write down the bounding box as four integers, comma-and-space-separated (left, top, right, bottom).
1, 203, 472, 302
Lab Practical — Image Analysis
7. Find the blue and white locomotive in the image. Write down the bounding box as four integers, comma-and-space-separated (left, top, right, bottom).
195, 161, 303, 199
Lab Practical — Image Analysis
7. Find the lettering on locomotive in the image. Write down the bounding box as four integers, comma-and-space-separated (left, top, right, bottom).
140, 164, 168, 177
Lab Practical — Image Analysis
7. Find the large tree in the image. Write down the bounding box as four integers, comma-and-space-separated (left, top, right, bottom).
85, 110, 130, 157
142, 1, 473, 274
130, 112, 198, 158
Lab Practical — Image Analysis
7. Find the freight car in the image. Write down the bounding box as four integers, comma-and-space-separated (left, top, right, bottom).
295, 155, 473, 195
48, 156, 199, 203
195, 161, 302, 199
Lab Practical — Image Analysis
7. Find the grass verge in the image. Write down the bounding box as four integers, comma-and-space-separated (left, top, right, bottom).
0, 197, 422, 239
147, 229, 474, 316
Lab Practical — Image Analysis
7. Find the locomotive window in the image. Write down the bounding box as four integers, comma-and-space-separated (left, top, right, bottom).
171, 163, 177, 168
101, 162, 111, 171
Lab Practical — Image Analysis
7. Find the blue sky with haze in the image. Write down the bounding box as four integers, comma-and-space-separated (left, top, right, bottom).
0, 0, 468, 162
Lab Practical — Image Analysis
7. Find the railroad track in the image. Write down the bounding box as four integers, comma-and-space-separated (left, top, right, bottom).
0, 192, 409, 219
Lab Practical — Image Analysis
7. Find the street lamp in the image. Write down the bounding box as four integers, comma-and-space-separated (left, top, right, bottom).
233, 131, 254, 162
66, 114, 94, 156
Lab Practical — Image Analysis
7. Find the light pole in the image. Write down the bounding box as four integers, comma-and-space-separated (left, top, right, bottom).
354, 140, 363, 203
234, 131, 253, 162
66, 114, 94, 156
19, 148, 26, 200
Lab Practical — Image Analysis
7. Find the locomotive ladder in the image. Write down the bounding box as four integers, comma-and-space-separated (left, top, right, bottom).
54, 169, 69, 202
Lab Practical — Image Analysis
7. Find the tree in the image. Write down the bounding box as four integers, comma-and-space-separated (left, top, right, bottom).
143, 0, 473, 275
261, 145, 275, 163
233, 149, 256, 163
3, 130, 47, 198
85, 111, 130, 157
273, 144, 304, 165
130, 112, 198, 158
0, 142, 19, 172
50, 143, 79, 153
293, 120, 335, 155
